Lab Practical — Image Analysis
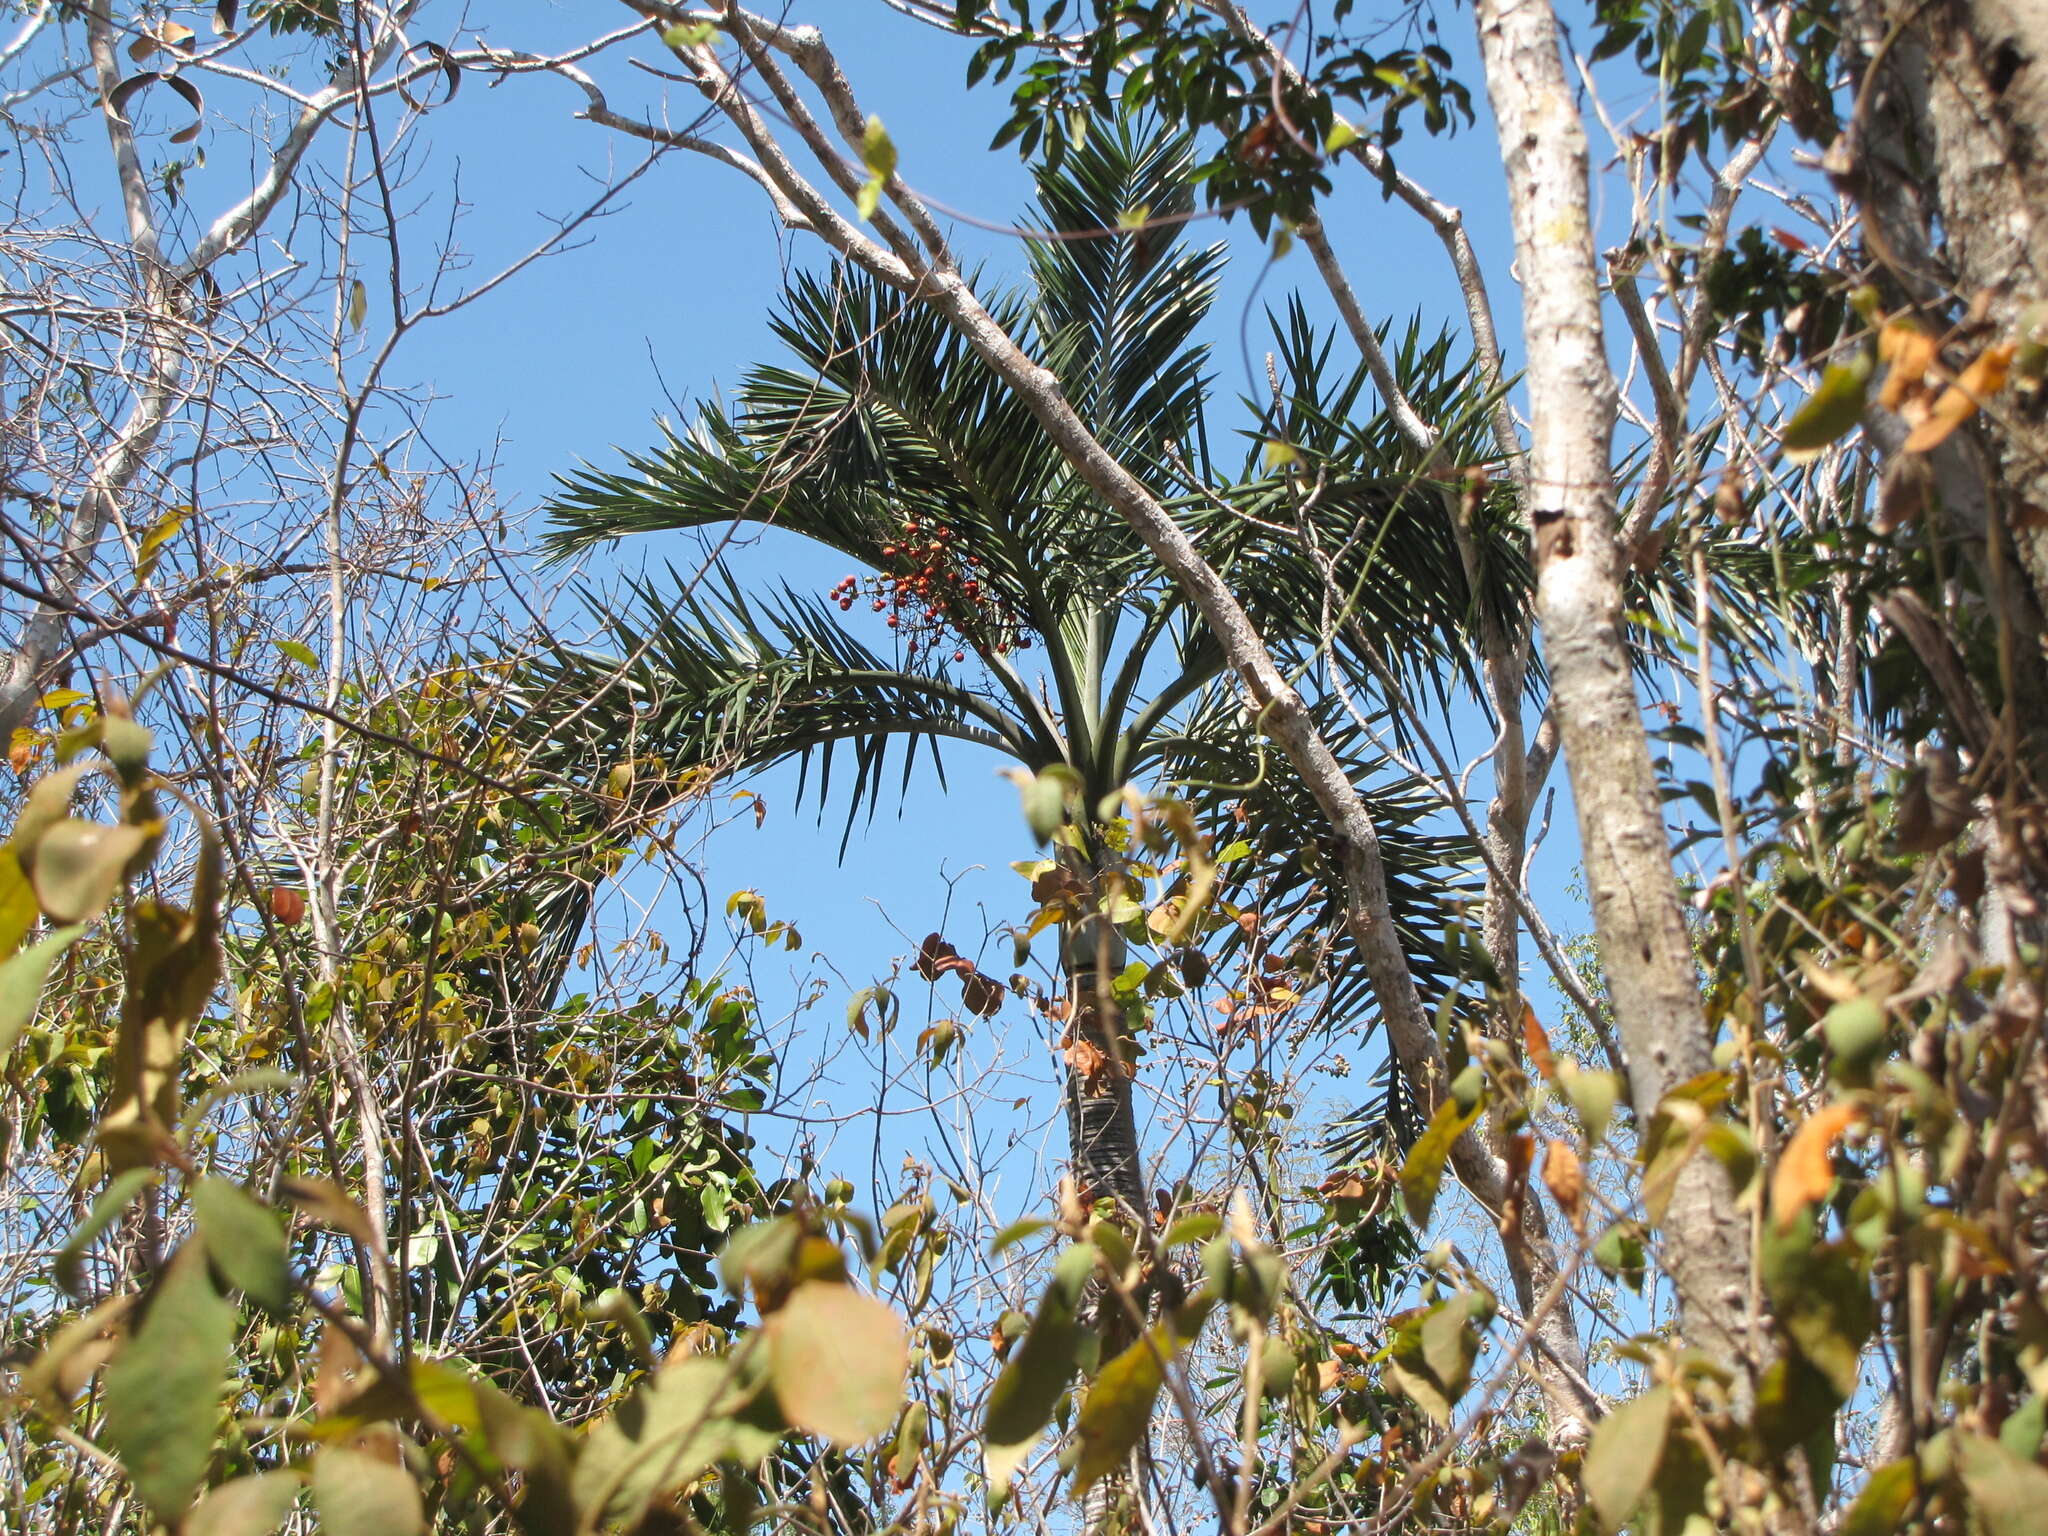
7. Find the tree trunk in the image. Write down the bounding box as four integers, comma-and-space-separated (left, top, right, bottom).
1845, 0, 2048, 773
1470, 0, 1763, 1388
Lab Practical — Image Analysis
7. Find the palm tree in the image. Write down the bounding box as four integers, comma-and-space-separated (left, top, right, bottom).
531, 124, 1515, 1253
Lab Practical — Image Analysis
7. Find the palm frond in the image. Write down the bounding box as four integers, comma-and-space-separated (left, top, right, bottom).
1027, 123, 1223, 465
1145, 675, 1480, 1035
517, 569, 1046, 842
1194, 304, 1536, 724
543, 273, 1053, 569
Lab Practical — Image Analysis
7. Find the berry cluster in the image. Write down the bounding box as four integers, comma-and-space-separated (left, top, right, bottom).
826, 519, 1032, 663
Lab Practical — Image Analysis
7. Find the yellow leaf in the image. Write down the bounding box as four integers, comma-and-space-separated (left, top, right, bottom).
136, 504, 191, 582
860, 116, 897, 180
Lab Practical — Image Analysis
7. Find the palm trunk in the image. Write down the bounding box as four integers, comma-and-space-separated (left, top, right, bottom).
1060, 843, 1150, 1531
1060, 934, 1149, 1223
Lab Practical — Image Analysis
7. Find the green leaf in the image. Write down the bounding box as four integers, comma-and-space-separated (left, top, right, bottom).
1015, 766, 1079, 843
1560, 1065, 1621, 1145
1592, 1221, 1649, 1292
20, 1291, 134, 1414
1386, 1298, 1480, 1425
1839, 1456, 1919, 1536
1762, 1215, 1871, 1399
2000, 1394, 2046, 1460
1160, 1211, 1221, 1249
890, 1401, 929, 1487
56, 1167, 156, 1298
1325, 118, 1360, 153
275, 639, 318, 669
0, 922, 84, 1056
860, 115, 897, 179
990, 1217, 1051, 1255
9, 763, 91, 856
984, 1243, 1095, 1494
767, 1280, 906, 1446
312, 1447, 425, 1536
100, 715, 153, 781
1073, 1324, 1178, 1499
1584, 1384, 1672, 1533
192, 1178, 291, 1314
1258, 1337, 1298, 1397
1419, 1299, 1477, 1406
1823, 996, 1887, 1078
572, 1358, 753, 1528
346, 278, 367, 334
846, 984, 896, 1038
29, 821, 153, 924
1957, 1431, 2048, 1536
1399, 1092, 1483, 1225
185, 1470, 304, 1536
1781, 351, 1874, 464
101, 1242, 236, 1521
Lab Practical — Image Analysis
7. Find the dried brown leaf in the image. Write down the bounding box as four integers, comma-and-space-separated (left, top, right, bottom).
1542, 1139, 1585, 1231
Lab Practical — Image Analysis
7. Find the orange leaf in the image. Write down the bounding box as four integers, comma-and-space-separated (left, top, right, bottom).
1904, 343, 2016, 453
1541, 1139, 1585, 1230
1771, 1102, 1865, 1228
1521, 1001, 1557, 1080
1876, 319, 1938, 413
